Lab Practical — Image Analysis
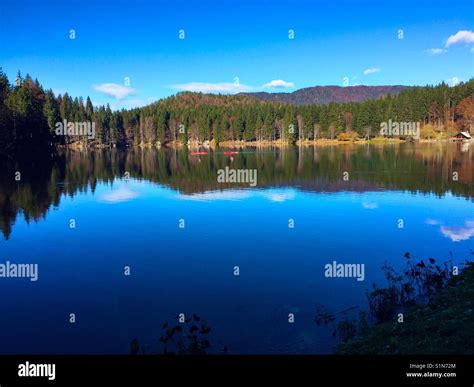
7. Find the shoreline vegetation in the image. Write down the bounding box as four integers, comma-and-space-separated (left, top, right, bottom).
13, 131, 474, 154
57, 137, 462, 150
337, 261, 474, 354
0, 69, 473, 152
62, 137, 456, 151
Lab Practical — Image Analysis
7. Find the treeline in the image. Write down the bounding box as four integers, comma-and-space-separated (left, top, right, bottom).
0, 68, 473, 149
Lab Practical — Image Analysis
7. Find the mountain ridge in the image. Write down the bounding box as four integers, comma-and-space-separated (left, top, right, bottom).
241, 85, 411, 105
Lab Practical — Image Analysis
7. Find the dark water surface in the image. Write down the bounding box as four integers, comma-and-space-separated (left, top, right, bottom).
0, 143, 472, 354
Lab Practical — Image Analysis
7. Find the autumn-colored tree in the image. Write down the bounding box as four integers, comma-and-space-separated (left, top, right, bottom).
455, 95, 474, 132
420, 123, 437, 139
337, 131, 358, 141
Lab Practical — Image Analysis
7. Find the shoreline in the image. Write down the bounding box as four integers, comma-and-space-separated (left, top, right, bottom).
337, 263, 474, 355
57, 138, 460, 151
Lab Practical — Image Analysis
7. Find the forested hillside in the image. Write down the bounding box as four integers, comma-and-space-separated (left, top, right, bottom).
0, 69, 472, 150
242, 85, 409, 105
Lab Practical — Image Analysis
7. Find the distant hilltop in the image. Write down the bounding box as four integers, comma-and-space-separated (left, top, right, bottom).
241, 85, 410, 105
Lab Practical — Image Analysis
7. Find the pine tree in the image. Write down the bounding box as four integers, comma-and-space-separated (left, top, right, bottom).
43, 90, 60, 135
0, 68, 12, 145
85, 96, 94, 120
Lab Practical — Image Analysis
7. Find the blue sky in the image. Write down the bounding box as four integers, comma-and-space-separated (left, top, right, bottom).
1, 0, 473, 109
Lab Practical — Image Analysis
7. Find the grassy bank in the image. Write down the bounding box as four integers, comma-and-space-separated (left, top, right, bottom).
199, 138, 408, 148
337, 263, 474, 354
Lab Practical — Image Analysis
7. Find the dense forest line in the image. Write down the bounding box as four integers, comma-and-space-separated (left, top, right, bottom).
0, 69, 473, 150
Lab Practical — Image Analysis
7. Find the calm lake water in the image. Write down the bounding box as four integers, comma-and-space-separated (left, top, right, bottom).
0, 143, 473, 354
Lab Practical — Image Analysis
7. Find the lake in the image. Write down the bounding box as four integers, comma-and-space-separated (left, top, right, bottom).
0, 142, 473, 354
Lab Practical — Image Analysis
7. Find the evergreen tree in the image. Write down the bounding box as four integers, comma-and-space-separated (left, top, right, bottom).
43, 90, 60, 134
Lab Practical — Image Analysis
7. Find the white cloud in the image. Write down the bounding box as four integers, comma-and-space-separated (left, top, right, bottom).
94, 83, 136, 99
440, 221, 474, 242
424, 48, 447, 55
425, 218, 441, 225
363, 68, 381, 75
362, 202, 378, 209
171, 82, 251, 94
176, 190, 252, 201
175, 188, 297, 202
447, 77, 462, 86
99, 186, 139, 203
262, 79, 295, 88
445, 30, 474, 47
262, 190, 296, 202
171, 79, 296, 94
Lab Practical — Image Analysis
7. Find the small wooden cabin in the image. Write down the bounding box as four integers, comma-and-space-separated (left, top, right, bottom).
453, 131, 471, 141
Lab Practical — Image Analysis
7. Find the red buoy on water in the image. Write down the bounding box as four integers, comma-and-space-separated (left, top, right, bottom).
223, 151, 239, 155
